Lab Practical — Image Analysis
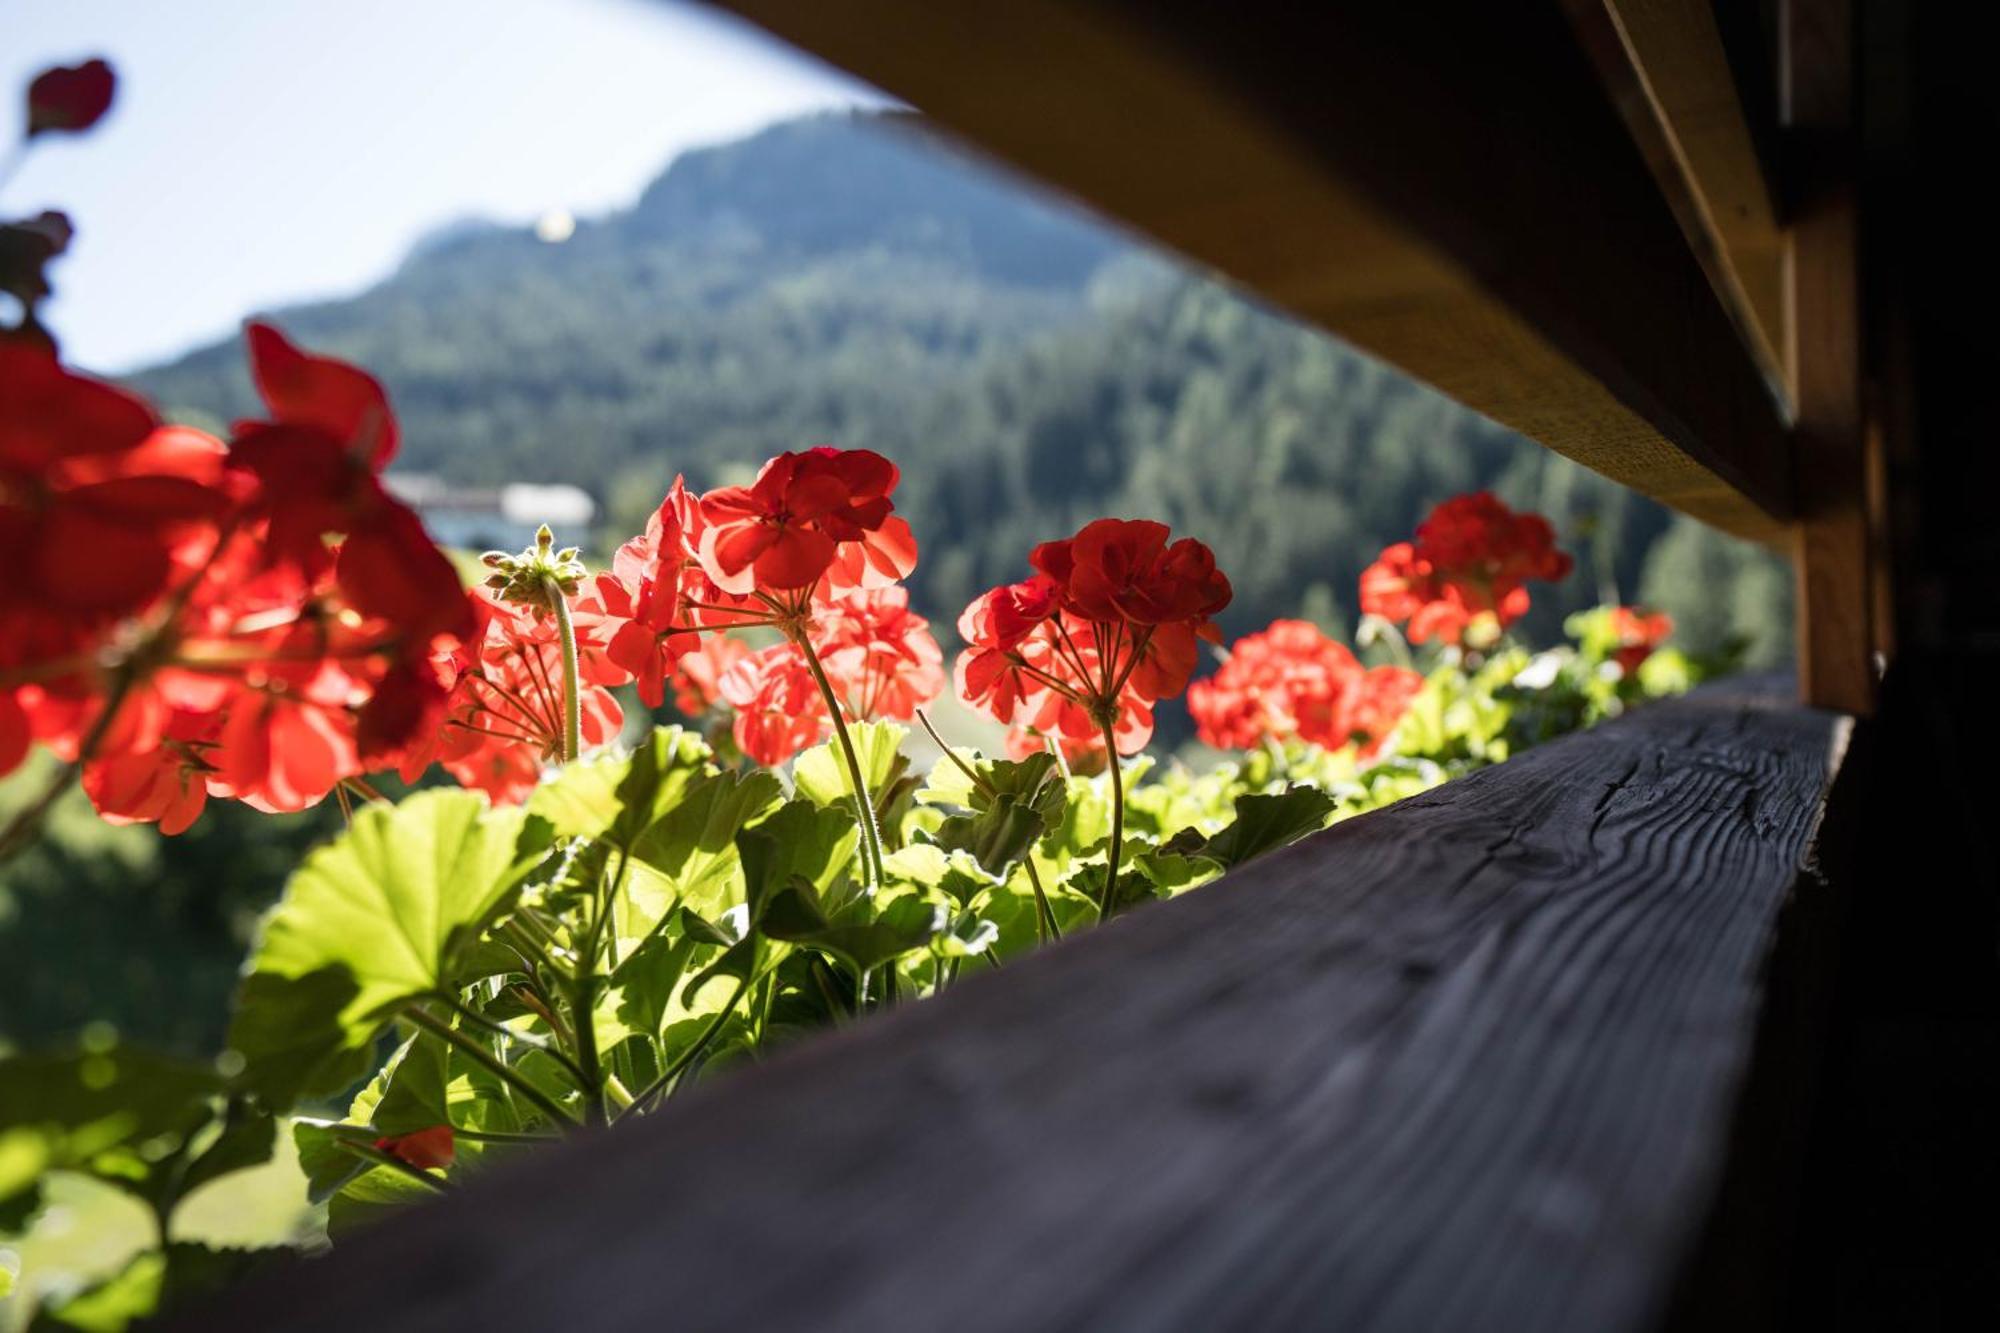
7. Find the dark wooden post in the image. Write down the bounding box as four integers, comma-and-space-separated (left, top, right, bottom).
1785, 0, 1877, 713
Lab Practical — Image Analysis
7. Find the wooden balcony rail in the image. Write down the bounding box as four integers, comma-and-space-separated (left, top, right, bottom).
176, 679, 1849, 1331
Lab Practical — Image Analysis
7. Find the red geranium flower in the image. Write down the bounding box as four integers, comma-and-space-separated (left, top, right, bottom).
1189, 619, 1419, 757
26, 60, 115, 137
596, 476, 753, 708
717, 642, 829, 766
82, 710, 218, 834
957, 518, 1228, 758
697, 447, 911, 594
1606, 606, 1673, 674
374, 1125, 454, 1171
812, 586, 944, 722
666, 634, 752, 719
1359, 493, 1571, 645
403, 587, 628, 804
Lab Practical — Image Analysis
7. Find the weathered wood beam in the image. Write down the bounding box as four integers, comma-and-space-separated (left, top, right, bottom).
174, 681, 1849, 1332
707, 0, 1795, 539
1785, 0, 1878, 713
1565, 0, 1791, 402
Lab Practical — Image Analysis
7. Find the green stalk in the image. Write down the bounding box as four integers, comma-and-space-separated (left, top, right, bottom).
1096, 720, 1125, 924
570, 972, 608, 1128
404, 1004, 578, 1130
795, 634, 885, 894
443, 994, 590, 1090
545, 576, 583, 765
1024, 858, 1061, 944
920, 708, 1060, 943
621, 970, 754, 1117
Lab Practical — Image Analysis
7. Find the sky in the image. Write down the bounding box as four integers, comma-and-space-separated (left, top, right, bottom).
0, 0, 888, 373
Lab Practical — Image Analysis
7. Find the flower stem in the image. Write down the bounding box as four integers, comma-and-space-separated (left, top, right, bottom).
795, 634, 884, 894
569, 972, 608, 1128
442, 994, 590, 1090
622, 969, 754, 1117
403, 1004, 578, 1130
1096, 720, 1125, 924
918, 708, 1059, 943
331, 1136, 452, 1195
1024, 858, 1061, 943
545, 576, 582, 765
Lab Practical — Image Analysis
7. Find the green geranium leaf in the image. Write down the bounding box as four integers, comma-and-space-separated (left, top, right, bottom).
735, 800, 859, 921
629, 767, 785, 922
527, 726, 712, 844
292, 1119, 372, 1207
926, 795, 1049, 877
227, 790, 551, 1106
29, 1247, 164, 1332
174, 1100, 277, 1203
1131, 849, 1223, 895
1165, 785, 1336, 869
0, 1048, 244, 1229
883, 844, 1001, 908
610, 931, 701, 1041
368, 1029, 450, 1137
933, 910, 1000, 959
763, 886, 943, 974
794, 722, 907, 809
325, 1160, 439, 1241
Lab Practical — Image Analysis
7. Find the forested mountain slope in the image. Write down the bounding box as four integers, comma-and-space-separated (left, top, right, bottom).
132, 111, 1788, 660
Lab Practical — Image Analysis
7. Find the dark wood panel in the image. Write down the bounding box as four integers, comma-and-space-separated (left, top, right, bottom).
175, 681, 1848, 1332
1786, 0, 1877, 713
1566, 0, 1790, 399
703, 0, 1795, 539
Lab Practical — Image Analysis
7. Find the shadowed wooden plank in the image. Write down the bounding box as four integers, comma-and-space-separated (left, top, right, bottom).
174, 681, 1847, 1332
700, 0, 1795, 540
1566, 0, 1790, 401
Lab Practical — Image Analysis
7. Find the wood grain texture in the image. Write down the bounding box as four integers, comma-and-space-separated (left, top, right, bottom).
1570, 0, 1791, 400
175, 682, 1848, 1333
701, 1, 1794, 540
1785, 0, 1877, 713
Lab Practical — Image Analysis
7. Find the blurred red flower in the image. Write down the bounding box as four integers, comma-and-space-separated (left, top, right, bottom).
1359, 493, 1571, 645
812, 586, 944, 722
374, 1125, 454, 1171
1606, 606, 1673, 673
666, 633, 753, 719
1189, 619, 1420, 758
26, 60, 115, 137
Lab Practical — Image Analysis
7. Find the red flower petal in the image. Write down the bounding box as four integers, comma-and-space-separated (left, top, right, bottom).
26, 60, 115, 136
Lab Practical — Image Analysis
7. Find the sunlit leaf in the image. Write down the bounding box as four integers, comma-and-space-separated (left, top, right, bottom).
227, 790, 552, 1106
794, 722, 907, 810
629, 767, 784, 922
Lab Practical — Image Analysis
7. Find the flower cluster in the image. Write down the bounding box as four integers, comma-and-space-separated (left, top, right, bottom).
1604, 606, 1674, 674
1188, 619, 1419, 758
1360, 492, 1572, 645
2, 326, 476, 831
587, 452, 940, 768
955, 518, 1232, 757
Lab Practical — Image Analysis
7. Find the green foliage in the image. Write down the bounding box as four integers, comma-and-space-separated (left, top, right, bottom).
0, 1044, 276, 1250
226, 790, 553, 1104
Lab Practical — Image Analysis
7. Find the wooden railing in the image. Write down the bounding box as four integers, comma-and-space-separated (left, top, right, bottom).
176, 680, 1848, 1331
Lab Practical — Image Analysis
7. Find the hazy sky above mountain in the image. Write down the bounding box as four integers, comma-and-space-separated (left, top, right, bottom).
1, 0, 888, 373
